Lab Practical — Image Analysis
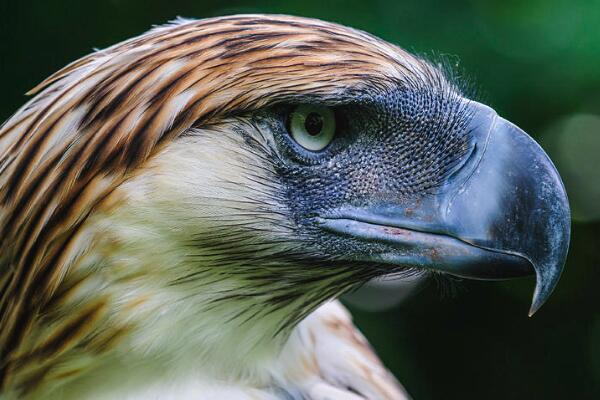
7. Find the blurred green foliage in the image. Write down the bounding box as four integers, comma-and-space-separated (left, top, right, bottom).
0, 1, 598, 398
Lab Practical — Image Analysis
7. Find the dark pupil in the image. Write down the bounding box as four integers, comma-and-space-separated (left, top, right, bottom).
304, 112, 324, 136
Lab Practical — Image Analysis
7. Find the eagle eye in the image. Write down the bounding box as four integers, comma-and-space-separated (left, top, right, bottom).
287, 105, 336, 151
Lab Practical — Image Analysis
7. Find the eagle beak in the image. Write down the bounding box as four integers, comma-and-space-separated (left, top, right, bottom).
317, 102, 571, 315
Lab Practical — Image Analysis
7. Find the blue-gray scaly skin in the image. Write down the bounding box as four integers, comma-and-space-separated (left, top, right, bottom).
274, 80, 472, 251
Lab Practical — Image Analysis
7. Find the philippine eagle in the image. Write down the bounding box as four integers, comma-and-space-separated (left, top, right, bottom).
0, 15, 570, 399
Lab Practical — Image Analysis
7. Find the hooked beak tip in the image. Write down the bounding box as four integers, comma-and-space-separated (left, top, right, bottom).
528, 266, 564, 317
529, 296, 543, 317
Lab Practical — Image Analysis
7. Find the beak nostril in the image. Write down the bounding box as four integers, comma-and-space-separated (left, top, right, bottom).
444, 141, 478, 182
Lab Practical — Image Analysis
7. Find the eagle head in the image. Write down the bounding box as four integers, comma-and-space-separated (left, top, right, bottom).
0, 15, 570, 398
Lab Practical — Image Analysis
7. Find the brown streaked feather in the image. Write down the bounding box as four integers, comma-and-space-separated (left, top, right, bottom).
0, 14, 432, 392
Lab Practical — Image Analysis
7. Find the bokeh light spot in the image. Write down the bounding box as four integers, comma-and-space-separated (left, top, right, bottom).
541, 113, 600, 222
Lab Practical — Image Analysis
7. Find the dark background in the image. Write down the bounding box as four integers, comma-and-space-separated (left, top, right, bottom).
1, 0, 598, 398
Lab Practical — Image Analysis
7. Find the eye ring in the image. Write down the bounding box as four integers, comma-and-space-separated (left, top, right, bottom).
287, 105, 336, 151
